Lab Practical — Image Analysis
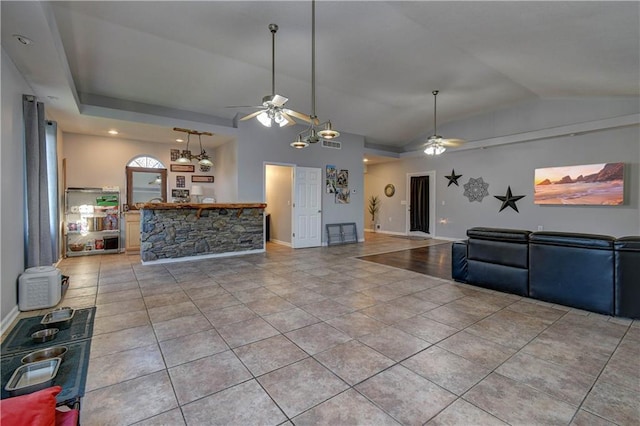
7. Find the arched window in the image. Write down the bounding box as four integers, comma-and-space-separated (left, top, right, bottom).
127, 156, 165, 169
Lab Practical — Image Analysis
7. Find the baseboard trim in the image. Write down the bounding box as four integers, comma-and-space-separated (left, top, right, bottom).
1, 305, 20, 335
269, 239, 292, 247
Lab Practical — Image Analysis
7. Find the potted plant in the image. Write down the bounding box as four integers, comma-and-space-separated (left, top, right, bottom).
368, 195, 380, 231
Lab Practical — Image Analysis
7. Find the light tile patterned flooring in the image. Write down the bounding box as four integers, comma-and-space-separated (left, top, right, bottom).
6, 233, 639, 425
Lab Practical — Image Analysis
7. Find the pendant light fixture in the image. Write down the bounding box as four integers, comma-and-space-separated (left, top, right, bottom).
291, 0, 340, 149
174, 127, 214, 166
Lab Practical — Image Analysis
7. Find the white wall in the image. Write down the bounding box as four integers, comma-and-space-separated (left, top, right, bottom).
366, 125, 639, 239
62, 133, 224, 202
236, 119, 366, 242
265, 165, 292, 244
1, 49, 32, 329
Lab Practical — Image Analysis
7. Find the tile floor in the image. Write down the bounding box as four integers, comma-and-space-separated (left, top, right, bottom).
4, 233, 639, 425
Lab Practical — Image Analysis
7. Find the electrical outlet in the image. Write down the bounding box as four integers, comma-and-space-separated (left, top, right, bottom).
537, 225, 543, 231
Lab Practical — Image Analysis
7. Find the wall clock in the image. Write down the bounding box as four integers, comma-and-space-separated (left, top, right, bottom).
384, 184, 395, 197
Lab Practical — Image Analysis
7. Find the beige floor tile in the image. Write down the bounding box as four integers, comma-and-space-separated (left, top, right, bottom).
315, 340, 394, 385
360, 303, 416, 325
232, 286, 277, 303
159, 329, 229, 367
82, 371, 178, 425
147, 300, 200, 323
258, 358, 349, 418
246, 295, 296, 316
262, 307, 320, 332
571, 410, 617, 426
143, 290, 190, 309
582, 379, 640, 425
464, 373, 577, 425
396, 315, 460, 343
90, 324, 157, 359
285, 322, 352, 355
95, 288, 142, 305
192, 292, 241, 310
402, 346, 490, 395
423, 305, 488, 329
94, 298, 146, 318
293, 389, 399, 425
326, 311, 387, 338
202, 304, 258, 327
301, 299, 356, 320
427, 399, 507, 425
233, 334, 308, 376
182, 380, 286, 425
152, 313, 213, 342
217, 316, 280, 348
465, 310, 549, 349
92, 309, 150, 336
168, 350, 251, 405
437, 331, 516, 370
358, 326, 431, 362
331, 292, 379, 310
496, 352, 597, 406
133, 408, 186, 426
279, 288, 327, 306
357, 365, 457, 425
184, 284, 228, 300
86, 343, 166, 391
96, 280, 139, 294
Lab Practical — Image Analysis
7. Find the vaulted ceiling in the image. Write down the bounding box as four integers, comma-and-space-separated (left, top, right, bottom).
2, 1, 638, 152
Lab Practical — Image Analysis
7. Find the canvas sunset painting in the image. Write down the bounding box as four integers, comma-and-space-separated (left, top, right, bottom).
534, 163, 624, 205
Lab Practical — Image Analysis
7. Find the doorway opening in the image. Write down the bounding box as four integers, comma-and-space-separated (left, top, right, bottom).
405, 171, 436, 238
265, 164, 294, 246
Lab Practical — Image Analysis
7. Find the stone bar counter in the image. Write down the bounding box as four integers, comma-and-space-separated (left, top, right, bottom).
137, 203, 267, 263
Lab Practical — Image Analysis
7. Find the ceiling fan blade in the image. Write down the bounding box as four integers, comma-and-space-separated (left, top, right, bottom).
239, 110, 266, 121
280, 111, 296, 127
283, 109, 315, 124
226, 105, 263, 109
442, 138, 466, 147
270, 94, 288, 107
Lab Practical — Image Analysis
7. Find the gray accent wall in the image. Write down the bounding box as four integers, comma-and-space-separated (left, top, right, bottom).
236, 119, 366, 242
1, 49, 32, 328
366, 126, 639, 239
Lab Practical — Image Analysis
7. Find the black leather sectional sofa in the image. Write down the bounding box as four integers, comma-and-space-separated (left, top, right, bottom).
452, 227, 640, 319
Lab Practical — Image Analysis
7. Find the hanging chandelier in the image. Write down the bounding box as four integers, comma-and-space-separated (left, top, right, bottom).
291, 0, 340, 149
174, 127, 214, 167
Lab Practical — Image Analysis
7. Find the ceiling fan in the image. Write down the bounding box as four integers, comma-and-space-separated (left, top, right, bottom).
228, 24, 315, 128
424, 90, 465, 155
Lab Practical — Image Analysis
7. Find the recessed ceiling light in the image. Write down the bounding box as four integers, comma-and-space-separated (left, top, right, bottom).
363, 158, 369, 162
108, 130, 119, 135
176, 138, 184, 143
13, 34, 33, 45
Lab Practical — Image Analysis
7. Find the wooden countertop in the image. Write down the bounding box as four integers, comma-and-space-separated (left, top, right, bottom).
136, 202, 267, 210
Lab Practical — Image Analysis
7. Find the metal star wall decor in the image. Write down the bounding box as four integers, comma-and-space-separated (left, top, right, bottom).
463, 177, 490, 202
495, 186, 526, 212
445, 169, 463, 187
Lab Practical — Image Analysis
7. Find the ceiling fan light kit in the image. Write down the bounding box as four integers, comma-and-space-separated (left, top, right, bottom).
424, 90, 464, 156
291, 0, 341, 149
231, 24, 313, 129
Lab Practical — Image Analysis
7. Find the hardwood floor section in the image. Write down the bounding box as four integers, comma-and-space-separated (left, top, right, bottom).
358, 241, 453, 279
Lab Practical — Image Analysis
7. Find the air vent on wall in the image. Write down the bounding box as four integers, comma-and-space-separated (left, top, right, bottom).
322, 139, 341, 149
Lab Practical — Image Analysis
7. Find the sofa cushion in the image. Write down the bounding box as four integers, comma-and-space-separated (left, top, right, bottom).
530, 231, 615, 249
468, 238, 529, 269
615, 236, 640, 319
0, 386, 61, 426
467, 227, 531, 243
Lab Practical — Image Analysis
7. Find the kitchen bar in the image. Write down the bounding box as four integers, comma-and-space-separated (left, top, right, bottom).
137, 203, 267, 263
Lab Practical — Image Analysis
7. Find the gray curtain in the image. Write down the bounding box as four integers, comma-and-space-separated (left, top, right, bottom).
409, 175, 430, 233
23, 95, 55, 267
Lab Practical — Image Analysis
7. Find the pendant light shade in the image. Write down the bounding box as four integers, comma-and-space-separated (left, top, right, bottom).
317, 121, 340, 139
290, 135, 309, 149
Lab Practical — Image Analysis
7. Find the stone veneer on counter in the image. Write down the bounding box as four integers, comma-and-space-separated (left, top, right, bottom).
140, 205, 265, 262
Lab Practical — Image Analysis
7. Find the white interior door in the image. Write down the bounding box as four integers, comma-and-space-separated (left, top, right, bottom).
293, 167, 322, 248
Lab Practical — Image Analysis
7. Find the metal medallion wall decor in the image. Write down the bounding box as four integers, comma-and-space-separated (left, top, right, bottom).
463, 177, 490, 202
445, 169, 463, 187
384, 184, 395, 197
494, 186, 526, 212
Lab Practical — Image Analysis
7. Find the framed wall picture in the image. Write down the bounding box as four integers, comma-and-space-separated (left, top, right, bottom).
171, 189, 189, 198
192, 175, 214, 183
176, 175, 185, 188
534, 162, 624, 205
170, 164, 195, 172
170, 149, 180, 161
